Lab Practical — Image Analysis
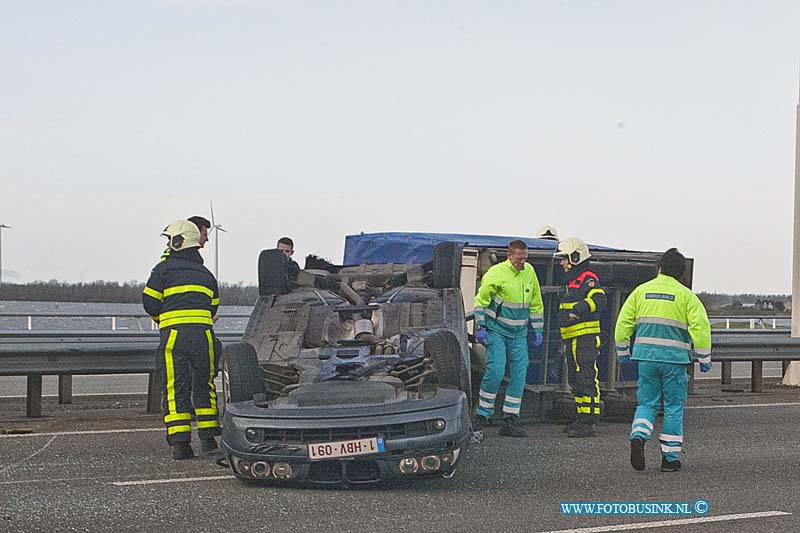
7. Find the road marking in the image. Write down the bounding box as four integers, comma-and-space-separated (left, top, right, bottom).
110, 475, 235, 486
0, 435, 58, 474
687, 402, 800, 410
542, 511, 790, 532
0, 427, 162, 439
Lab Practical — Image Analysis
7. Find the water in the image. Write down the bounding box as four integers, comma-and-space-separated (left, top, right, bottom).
0, 300, 253, 331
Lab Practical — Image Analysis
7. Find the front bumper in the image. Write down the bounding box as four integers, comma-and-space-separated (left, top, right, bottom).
221, 389, 470, 484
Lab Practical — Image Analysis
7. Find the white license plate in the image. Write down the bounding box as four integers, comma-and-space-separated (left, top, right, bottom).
308, 436, 385, 461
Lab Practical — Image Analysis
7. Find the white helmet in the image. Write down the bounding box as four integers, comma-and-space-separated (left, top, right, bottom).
535, 225, 559, 241
161, 220, 201, 251
554, 237, 591, 266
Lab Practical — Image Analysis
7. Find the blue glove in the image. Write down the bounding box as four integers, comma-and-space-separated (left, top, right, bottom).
699, 362, 712, 373
476, 327, 488, 346
618, 355, 632, 367
533, 331, 543, 347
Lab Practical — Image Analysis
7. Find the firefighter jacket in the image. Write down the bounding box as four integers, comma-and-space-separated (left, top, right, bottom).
143, 248, 219, 329
474, 260, 544, 338
558, 263, 606, 340
615, 273, 711, 365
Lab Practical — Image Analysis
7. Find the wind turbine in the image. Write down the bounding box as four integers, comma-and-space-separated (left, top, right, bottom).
209, 202, 227, 282
0, 224, 11, 286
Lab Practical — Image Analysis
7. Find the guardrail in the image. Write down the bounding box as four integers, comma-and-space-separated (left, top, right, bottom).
0, 330, 244, 417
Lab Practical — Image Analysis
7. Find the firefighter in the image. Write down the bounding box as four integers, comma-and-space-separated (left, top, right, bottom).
472, 240, 544, 442
615, 248, 711, 472
143, 220, 221, 460
535, 225, 559, 241
554, 237, 606, 438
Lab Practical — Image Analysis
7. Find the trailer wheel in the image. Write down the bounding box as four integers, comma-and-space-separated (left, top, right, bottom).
432, 242, 461, 289
426, 330, 471, 402
258, 249, 289, 296
222, 342, 262, 406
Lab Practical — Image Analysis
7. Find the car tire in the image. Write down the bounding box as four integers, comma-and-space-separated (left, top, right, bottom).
425, 330, 471, 401
432, 242, 461, 289
222, 342, 262, 406
258, 249, 289, 296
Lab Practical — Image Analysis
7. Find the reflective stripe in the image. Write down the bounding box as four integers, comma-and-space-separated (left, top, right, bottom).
205, 329, 217, 412
695, 347, 711, 356
143, 287, 163, 301
633, 418, 654, 430
211, 298, 220, 306
631, 426, 652, 436
617, 347, 631, 357
502, 405, 520, 414
479, 390, 497, 399
560, 321, 601, 337
635, 316, 689, 330
167, 425, 192, 435
164, 413, 191, 423
574, 397, 584, 404
585, 297, 597, 313
660, 434, 684, 443
580, 396, 591, 403
634, 337, 691, 350
697, 356, 711, 364
559, 302, 578, 310
478, 399, 494, 409
163, 284, 215, 298
485, 309, 528, 327
160, 317, 214, 328
159, 309, 212, 321
492, 296, 528, 309
504, 394, 522, 404
593, 408, 600, 414
577, 406, 591, 414
195, 408, 218, 417
164, 330, 179, 418
197, 421, 219, 429
661, 444, 682, 453
586, 288, 605, 299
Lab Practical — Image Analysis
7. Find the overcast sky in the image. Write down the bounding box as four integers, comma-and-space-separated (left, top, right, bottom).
1, 0, 799, 294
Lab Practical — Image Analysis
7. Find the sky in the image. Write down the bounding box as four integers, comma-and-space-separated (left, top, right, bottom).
1, 0, 799, 294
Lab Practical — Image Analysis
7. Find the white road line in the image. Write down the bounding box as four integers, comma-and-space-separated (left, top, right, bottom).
541, 511, 790, 533
0, 427, 162, 439
110, 475, 235, 486
0, 435, 58, 474
687, 402, 800, 410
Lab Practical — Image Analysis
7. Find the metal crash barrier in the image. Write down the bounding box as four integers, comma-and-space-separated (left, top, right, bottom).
0, 330, 242, 417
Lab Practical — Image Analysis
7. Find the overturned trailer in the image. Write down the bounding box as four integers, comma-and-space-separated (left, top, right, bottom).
344, 232, 692, 396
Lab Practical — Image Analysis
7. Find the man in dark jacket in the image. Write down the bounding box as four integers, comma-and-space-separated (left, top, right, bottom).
555, 237, 607, 438
143, 220, 221, 460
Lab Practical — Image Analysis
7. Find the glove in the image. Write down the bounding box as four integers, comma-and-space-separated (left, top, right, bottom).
476, 327, 488, 346
699, 362, 712, 373
618, 355, 632, 367
533, 331, 543, 347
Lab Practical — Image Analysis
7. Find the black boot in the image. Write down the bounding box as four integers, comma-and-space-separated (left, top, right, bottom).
498, 415, 527, 438
470, 415, 489, 444
200, 437, 219, 453
661, 458, 682, 472
562, 419, 578, 434
172, 442, 194, 461
630, 437, 645, 471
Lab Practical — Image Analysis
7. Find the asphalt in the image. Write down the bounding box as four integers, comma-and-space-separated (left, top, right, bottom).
1, 383, 800, 533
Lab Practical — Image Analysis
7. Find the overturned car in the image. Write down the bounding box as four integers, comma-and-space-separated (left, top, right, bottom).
220, 243, 472, 484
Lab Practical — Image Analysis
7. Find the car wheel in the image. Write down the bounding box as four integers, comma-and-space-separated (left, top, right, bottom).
432, 242, 462, 289
258, 249, 289, 296
425, 330, 471, 401
222, 342, 262, 405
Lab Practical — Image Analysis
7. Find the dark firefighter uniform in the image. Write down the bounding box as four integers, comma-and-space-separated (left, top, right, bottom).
143, 247, 220, 446
558, 258, 606, 431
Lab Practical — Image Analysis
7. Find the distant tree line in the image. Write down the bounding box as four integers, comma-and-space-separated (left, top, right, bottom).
0, 281, 260, 306
697, 292, 791, 315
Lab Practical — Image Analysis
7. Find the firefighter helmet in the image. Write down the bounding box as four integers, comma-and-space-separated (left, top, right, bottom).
161, 220, 201, 251
535, 225, 559, 241
554, 237, 591, 266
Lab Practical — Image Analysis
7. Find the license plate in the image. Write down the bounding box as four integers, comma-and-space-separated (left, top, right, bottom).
308, 436, 385, 461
